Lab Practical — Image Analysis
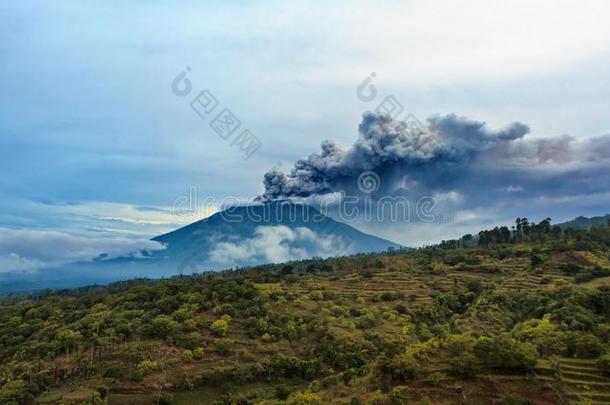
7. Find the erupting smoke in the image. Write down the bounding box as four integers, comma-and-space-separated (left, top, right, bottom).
260, 112, 610, 202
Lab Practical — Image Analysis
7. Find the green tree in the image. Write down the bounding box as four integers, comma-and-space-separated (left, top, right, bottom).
570, 334, 605, 358
210, 319, 230, 336
513, 316, 567, 356
148, 315, 179, 339
474, 334, 538, 370
449, 352, 480, 378
55, 329, 82, 360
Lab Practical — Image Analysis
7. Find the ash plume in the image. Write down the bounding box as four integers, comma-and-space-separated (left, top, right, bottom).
260, 112, 610, 202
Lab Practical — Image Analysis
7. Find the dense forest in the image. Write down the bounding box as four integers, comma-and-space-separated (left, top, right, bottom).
1, 219, 610, 404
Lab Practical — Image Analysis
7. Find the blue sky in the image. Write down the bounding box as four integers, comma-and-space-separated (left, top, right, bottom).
1, 0, 610, 271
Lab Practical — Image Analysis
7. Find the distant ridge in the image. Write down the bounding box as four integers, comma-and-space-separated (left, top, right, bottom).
556, 214, 610, 229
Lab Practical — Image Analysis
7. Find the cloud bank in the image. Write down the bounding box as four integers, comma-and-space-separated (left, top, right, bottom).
208, 225, 351, 265
0, 228, 165, 273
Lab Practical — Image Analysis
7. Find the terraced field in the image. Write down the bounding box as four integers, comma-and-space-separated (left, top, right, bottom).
534, 358, 610, 404
286, 258, 571, 307
557, 358, 610, 404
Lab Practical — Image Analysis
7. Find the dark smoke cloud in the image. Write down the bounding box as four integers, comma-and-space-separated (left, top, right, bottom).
498, 134, 610, 164
260, 112, 610, 203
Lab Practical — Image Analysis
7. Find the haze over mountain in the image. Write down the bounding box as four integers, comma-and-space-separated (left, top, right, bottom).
3, 204, 610, 294
0, 202, 401, 293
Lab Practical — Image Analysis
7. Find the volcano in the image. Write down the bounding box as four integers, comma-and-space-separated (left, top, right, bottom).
0, 202, 402, 292
152, 201, 403, 272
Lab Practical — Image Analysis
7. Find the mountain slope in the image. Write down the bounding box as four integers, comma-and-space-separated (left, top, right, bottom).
2, 219, 610, 404
0, 202, 402, 293
152, 202, 403, 270
557, 214, 610, 229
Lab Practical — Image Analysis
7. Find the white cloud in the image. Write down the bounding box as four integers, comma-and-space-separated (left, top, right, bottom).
185, 0, 610, 86
506, 185, 523, 193
0, 196, 214, 239
59, 201, 203, 227
0, 228, 165, 273
432, 191, 462, 204
208, 225, 351, 265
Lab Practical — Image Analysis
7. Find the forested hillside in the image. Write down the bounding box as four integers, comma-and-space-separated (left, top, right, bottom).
2, 220, 610, 404
557, 215, 610, 230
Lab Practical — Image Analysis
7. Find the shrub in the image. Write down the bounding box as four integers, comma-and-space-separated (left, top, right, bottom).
560, 263, 582, 274
0, 380, 37, 405
448, 352, 480, 378
377, 352, 420, 381
181, 350, 193, 362
237, 348, 255, 362
424, 371, 447, 386
570, 334, 605, 358
539, 275, 552, 284
276, 385, 291, 400
330, 305, 348, 317
103, 366, 124, 379
212, 304, 235, 317
466, 279, 484, 293
136, 360, 160, 376
474, 334, 538, 370
446, 335, 474, 357
286, 390, 322, 405
530, 254, 543, 267
575, 271, 595, 283
83, 391, 103, 404
146, 315, 179, 339
232, 363, 265, 383
513, 316, 568, 357
193, 347, 205, 360
179, 331, 202, 349
309, 291, 324, 301
395, 302, 408, 314
96, 385, 108, 399
389, 386, 410, 404
355, 314, 376, 330
131, 369, 144, 382
214, 338, 234, 356
153, 392, 174, 405
597, 354, 610, 373
269, 355, 322, 379
182, 319, 197, 332
210, 319, 230, 336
